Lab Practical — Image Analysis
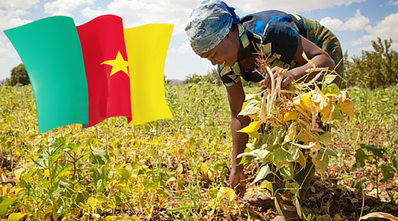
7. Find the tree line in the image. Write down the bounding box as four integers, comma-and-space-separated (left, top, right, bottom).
2, 37, 398, 90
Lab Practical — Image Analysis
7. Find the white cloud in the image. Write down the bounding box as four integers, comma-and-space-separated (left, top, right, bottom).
0, 13, 32, 31
388, 0, 398, 6
319, 17, 345, 31
354, 12, 398, 49
0, 39, 22, 80
320, 9, 370, 31
170, 40, 194, 54
344, 9, 370, 31
0, 0, 39, 30
223, 0, 367, 14
80, 0, 198, 35
44, 0, 95, 16
0, 0, 39, 80
365, 12, 398, 39
0, 0, 39, 10
320, 10, 398, 52
0, 41, 11, 63
75, 0, 371, 37
80, 6, 104, 18
78, 0, 368, 37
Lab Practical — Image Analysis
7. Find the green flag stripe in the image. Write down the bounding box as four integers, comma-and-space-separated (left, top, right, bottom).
4, 16, 89, 133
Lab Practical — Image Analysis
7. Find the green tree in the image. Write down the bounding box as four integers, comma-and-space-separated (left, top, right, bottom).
206, 68, 223, 86
10, 63, 30, 86
0, 78, 10, 86
345, 37, 398, 89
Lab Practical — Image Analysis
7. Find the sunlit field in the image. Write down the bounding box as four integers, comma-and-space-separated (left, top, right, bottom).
1, 83, 397, 220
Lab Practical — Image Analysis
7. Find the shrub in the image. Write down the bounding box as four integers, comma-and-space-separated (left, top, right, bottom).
345, 38, 398, 89
10, 63, 30, 86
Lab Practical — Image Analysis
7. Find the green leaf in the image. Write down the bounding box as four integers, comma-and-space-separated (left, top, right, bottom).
332, 106, 345, 121
275, 127, 287, 145
313, 149, 330, 177
323, 74, 337, 85
89, 167, 102, 185
23, 167, 37, 180
239, 155, 254, 165
286, 146, 300, 162
75, 191, 86, 205
261, 133, 273, 146
325, 148, 338, 157
274, 146, 287, 163
90, 148, 109, 165
176, 164, 183, 174
286, 182, 300, 195
116, 168, 132, 180
95, 194, 108, 203
381, 165, 395, 183
317, 132, 332, 144
353, 148, 370, 170
64, 142, 82, 153
0, 197, 16, 216
257, 149, 270, 159
251, 165, 270, 185
360, 144, 384, 158
296, 151, 307, 168
7, 213, 26, 221
322, 83, 341, 97
260, 180, 273, 192
34, 147, 64, 169
239, 99, 260, 116
279, 163, 294, 181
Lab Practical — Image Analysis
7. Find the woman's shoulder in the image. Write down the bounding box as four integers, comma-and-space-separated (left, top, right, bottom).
240, 10, 306, 39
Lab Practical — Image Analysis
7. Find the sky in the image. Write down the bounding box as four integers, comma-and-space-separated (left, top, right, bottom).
1, 0, 398, 81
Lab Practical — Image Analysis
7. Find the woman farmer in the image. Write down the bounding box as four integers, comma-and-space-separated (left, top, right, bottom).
185, 0, 343, 219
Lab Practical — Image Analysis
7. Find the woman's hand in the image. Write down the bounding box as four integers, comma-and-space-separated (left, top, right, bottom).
260, 66, 294, 89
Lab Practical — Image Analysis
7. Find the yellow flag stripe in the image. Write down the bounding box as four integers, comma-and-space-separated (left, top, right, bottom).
124, 24, 173, 125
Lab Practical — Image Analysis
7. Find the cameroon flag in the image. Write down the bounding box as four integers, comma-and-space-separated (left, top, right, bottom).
4, 15, 173, 133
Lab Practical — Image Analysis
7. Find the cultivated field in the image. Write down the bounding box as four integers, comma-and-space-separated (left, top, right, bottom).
0, 83, 397, 220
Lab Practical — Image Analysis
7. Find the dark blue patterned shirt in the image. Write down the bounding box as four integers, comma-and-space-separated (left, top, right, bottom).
219, 10, 307, 86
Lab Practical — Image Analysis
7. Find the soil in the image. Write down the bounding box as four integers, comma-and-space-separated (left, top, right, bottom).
235, 177, 398, 221
234, 141, 398, 220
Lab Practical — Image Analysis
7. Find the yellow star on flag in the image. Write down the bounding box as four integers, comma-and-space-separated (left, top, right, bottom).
101, 51, 129, 77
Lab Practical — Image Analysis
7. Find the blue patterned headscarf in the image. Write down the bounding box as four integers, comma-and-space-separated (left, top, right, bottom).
185, 0, 240, 55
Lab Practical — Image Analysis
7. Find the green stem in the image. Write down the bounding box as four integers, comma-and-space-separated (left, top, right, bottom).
376, 161, 380, 200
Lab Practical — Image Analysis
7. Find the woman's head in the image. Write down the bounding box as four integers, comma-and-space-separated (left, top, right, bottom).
185, 0, 239, 57
198, 24, 239, 67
